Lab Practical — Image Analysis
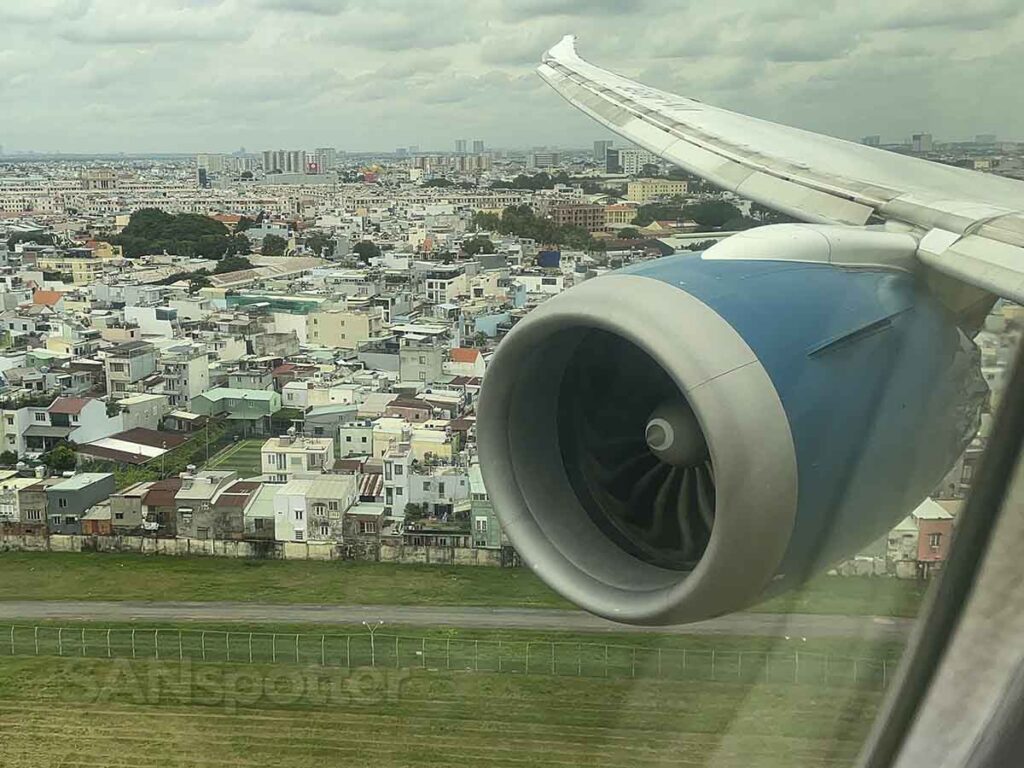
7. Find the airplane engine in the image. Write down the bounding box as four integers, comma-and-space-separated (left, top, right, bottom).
477, 252, 987, 625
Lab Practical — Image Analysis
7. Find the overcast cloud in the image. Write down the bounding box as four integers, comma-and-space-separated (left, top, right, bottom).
1, 0, 1021, 153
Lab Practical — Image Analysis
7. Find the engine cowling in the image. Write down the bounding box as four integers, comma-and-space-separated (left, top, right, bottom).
477, 253, 986, 625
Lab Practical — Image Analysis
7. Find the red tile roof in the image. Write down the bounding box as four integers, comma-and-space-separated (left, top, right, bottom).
32, 290, 63, 306
450, 347, 481, 364
48, 397, 91, 415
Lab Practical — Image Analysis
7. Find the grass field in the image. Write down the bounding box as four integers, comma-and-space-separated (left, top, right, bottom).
0, 651, 884, 767
0, 552, 930, 616
204, 439, 265, 478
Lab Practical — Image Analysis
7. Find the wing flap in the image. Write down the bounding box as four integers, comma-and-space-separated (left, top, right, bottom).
919, 231, 1024, 303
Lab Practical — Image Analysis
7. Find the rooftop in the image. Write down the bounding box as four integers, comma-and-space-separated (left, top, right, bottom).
48, 396, 91, 415
48, 472, 114, 491
199, 387, 279, 402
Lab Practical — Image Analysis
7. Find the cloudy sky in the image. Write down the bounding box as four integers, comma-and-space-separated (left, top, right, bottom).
2, 0, 1022, 153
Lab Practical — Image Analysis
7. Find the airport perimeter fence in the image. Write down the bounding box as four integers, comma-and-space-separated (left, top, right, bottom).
1, 624, 897, 691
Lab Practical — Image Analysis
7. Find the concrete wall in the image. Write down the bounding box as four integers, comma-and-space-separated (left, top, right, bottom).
0, 532, 504, 566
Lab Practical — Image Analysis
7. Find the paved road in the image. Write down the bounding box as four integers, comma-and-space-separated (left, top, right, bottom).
0, 601, 914, 640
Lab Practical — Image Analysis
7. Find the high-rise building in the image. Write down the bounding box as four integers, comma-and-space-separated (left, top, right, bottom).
911, 133, 934, 153
529, 151, 561, 169
196, 153, 227, 173
861, 135, 881, 147
472, 140, 485, 153
455, 139, 467, 154
605, 147, 656, 175
593, 140, 613, 162
261, 149, 307, 174
312, 147, 337, 172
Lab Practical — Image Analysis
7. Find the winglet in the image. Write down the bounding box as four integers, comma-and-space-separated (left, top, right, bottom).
540, 34, 579, 68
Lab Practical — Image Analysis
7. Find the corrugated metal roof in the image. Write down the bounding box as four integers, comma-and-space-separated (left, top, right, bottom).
359, 473, 383, 499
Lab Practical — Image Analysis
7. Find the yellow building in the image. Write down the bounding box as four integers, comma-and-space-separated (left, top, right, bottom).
604, 203, 641, 228
626, 178, 689, 203
307, 306, 385, 350
37, 246, 121, 285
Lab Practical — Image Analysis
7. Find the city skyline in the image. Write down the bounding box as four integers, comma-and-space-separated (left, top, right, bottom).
1, 0, 1022, 154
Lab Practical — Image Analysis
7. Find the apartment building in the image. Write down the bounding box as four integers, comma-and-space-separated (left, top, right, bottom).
307, 306, 385, 350
261, 435, 335, 483
272, 475, 358, 542
548, 203, 607, 233
104, 341, 157, 397
626, 178, 689, 203
160, 344, 210, 410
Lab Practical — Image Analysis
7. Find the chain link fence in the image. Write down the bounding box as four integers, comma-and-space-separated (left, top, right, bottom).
1, 624, 896, 690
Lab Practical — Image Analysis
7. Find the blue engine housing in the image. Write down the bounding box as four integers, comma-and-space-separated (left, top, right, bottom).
622, 254, 986, 583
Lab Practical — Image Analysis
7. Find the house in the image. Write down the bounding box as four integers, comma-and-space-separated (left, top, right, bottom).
20, 396, 122, 455
382, 444, 469, 518
159, 345, 210, 410
76, 427, 188, 466
211, 480, 262, 537
81, 501, 113, 536
273, 475, 359, 542
303, 403, 359, 448
382, 397, 433, 424
887, 498, 958, 579
117, 394, 171, 431
104, 341, 157, 398
0, 476, 42, 534
15, 479, 58, 534
174, 470, 242, 540
45, 472, 116, 535
444, 347, 486, 378
141, 477, 182, 536
261, 435, 335, 483
244, 483, 280, 540
342, 503, 386, 543
109, 481, 154, 532
357, 392, 398, 419
191, 388, 281, 435
469, 463, 504, 549
339, 420, 374, 458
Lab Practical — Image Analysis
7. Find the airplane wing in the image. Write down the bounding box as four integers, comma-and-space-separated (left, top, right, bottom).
538, 35, 1024, 302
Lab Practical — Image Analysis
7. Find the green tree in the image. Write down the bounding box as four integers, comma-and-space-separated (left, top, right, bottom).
685, 201, 743, 229
0, 450, 18, 466
7, 231, 55, 250
234, 215, 255, 233
470, 211, 501, 231
462, 235, 495, 255
631, 203, 685, 227
352, 240, 381, 262
111, 208, 236, 258
260, 234, 287, 257
188, 270, 212, 293
214, 255, 254, 273
423, 178, 454, 187
44, 443, 77, 473
305, 233, 336, 258
404, 502, 427, 521
616, 227, 641, 239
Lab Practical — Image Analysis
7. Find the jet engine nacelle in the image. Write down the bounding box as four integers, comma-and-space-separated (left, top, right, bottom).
477, 250, 986, 625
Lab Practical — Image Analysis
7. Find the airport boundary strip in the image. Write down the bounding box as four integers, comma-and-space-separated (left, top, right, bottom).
2, 623, 897, 690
